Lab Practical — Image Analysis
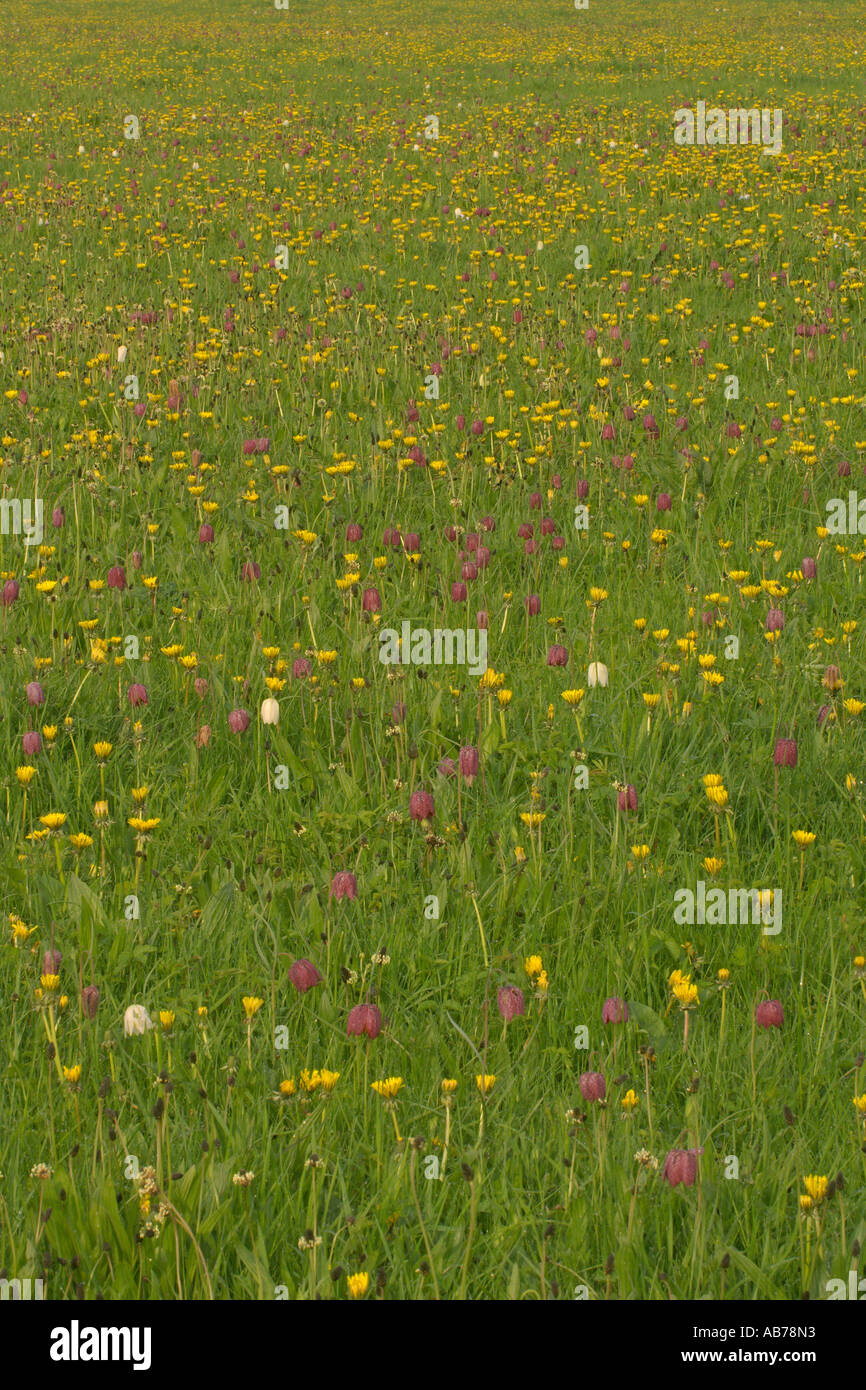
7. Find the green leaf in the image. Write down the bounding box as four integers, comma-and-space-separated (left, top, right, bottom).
277, 742, 316, 793
199, 879, 237, 934
65, 872, 106, 931
235, 1240, 272, 1290
481, 719, 501, 756
428, 687, 443, 730
626, 999, 670, 1051
723, 1247, 784, 1298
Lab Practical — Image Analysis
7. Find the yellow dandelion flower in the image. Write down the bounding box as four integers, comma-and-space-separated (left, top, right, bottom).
803, 1174, 829, 1203
371, 1077, 403, 1100
673, 981, 699, 1008
479, 668, 504, 690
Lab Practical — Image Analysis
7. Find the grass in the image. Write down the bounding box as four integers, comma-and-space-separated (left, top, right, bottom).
0, 0, 865, 1301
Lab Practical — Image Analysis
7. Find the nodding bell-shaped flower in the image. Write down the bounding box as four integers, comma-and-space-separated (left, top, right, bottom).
409, 790, 435, 823
346, 1002, 382, 1039
123, 1004, 154, 1036
662, 1148, 702, 1187
497, 985, 525, 1023
579, 1071, 606, 1103
81, 985, 100, 1019
458, 745, 479, 784
260, 698, 279, 726
362, 587, 381, 612
774, 738, 797, 768
601, 996, 629, 1024
228, 708, 250, 734
289, 959, 323, 994
755, 999, 784, 1030
330, 871, 358, 901
587, 662, 609, 688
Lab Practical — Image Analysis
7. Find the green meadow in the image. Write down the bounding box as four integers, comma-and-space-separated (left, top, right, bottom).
0, 0, 865, 1299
